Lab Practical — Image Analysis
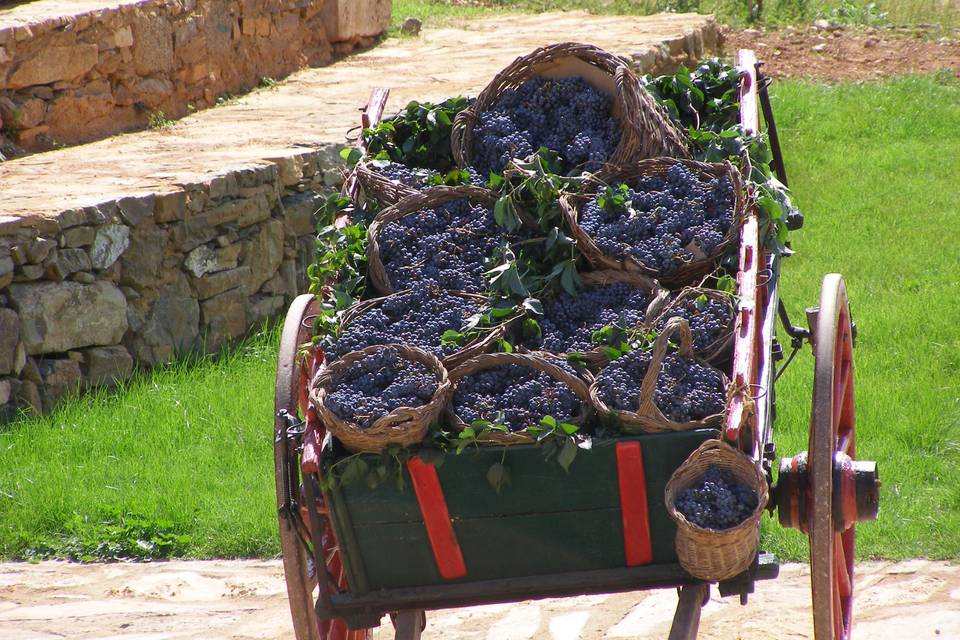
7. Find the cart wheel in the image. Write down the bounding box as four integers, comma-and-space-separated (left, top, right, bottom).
275, 294, 372, 640
776, 275, 879, 640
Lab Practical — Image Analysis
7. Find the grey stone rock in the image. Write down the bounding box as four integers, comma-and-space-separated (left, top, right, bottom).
281, 192, 322, 236
26, 238, 56, 264
16, 379, 41, 413
90, 224, 131, 270
13, 341, 26, 375
117, 194, 156, 226
62, 226, 96, 247
192, 266, 250, 300
44, 248, 92, 280
14, 264, 43, 281
21, 357, 41, 384
400, 17, 422, 35
249, 295, 286, 325
201, 287, 247, 351
0, 378, 11, 405
9, 281, 129, 355
38, 358, 83, 411
155, 191, 187, 223
0, 308, 19, 375
184, 243, 241, 278
72, 272, 96, 284
119, 225, 167, 290
126, 273, 199, 365
0, 255, 13, 276
83, 345, 134, 388
243, 220, 284, 294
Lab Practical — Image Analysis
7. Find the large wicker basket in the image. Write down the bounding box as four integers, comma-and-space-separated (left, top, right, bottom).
311, 344, 452, 453
349, 159, 421, 207
664, 438, 769, 581
334, 288, 510, 370
527, 269, 670, 371
447, 351, 594, 445
589, 316, 729, 433
451, 42, 690, 173
561, 158, 747, 288
651, 286, 736, 367
366, 186, 500, 295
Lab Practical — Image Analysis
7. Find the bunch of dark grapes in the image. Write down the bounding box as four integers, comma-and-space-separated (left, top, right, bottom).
525, 282, 655, 353
471, 76, 621, 176
324, 348, 438, 429
675, 466, 759, 530
655, 294, 732, 353
376, 161, 439, 188
595, 348, 725, 422
453, 362, 582, 432
377, 198, 506, 293
328, 285, 481, 360
579, 163, 735, 276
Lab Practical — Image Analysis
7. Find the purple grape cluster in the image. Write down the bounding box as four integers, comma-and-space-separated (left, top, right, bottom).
675, 466, 759, 530
526, 282, 655, 353
579, 163, 735, 276
471, 76, 621, 176
595, 348, 725, 422
376, 161, 439, 188
324, 348, 438, 429
453, 362, 582, 432
378, 198, 506, 293
655, 294, 733, 353
329, 286, 482, 360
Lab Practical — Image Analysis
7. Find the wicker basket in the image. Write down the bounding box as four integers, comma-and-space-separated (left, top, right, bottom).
561, 158, 747, 288
334, 288, 510, 370
527, 269, 670, 371
589, 316, 729, 433
349, 159, 421, 207
651, 286, 736, 367
366, 186, 500, 295
664, 438, 769, 581
447, 351, 594, 445
451, 42, 690, 173
311, 344, 452, 453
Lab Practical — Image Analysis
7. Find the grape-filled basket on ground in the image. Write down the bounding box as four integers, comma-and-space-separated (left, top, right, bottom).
272, 43, 880, 640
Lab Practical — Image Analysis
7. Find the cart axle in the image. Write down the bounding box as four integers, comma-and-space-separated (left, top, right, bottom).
775, 453, 879, 533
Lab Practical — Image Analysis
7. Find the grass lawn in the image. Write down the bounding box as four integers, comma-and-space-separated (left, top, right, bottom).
2, 75, 958, 562
391, 0, 960, 29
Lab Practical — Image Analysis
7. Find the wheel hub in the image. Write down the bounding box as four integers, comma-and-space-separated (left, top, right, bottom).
776, 453, 879, 533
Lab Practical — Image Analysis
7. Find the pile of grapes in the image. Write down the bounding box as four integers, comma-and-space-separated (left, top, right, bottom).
453, 361, 582, 432
375, 162, 440, 188
675, 466, 759, 530
578, 163, 735, 275
594, 348, 725, 423
471, 76, 621, 176
376, 197, 506, 293
526, 281, 657, 354
329, 286, 483, 361
324, 348, 439, 429
654, 292, 733, 354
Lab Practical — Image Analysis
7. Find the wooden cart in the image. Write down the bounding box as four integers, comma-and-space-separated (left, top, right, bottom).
272, 50, 880, 640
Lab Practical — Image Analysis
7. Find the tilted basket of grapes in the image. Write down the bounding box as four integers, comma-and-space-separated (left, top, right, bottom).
272, 49, 879, 640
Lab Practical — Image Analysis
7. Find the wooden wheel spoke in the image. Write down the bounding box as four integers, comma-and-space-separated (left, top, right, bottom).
834, 535, 851, 598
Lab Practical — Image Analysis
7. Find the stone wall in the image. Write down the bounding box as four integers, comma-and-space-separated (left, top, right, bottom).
0, 148, 345, 420
0, 0, 391, 151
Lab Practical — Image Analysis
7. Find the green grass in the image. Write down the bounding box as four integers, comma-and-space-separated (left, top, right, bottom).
0, 327, 281, 559
391, 0, 960, 29
2, 76, 959, 562
760, 73, 960, 560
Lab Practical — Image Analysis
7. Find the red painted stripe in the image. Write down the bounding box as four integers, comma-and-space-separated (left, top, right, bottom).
407, 458, 467, 580
615, 441, 653, 566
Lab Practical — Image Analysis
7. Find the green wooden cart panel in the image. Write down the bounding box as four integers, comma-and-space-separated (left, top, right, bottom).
328, 430, 716, 593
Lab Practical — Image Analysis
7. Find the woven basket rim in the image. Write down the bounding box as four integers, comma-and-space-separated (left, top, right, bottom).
650, 286, 737, 365
561, 157, 748, 288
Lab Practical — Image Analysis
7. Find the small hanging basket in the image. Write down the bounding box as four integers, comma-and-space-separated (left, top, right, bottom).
451, 42, 690, 172
311, 344, 452, 453
651, 286, 737, 367
562, 158, 747, 288
530, 269, 670, 371
366, 186, 500, 296
334, 288, 511, 370
447, 351, 594, 445
589, 316, 729, 433
664, 438, 769, 581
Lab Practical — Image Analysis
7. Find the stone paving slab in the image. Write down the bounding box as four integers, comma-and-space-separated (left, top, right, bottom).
0, 11, 717, 226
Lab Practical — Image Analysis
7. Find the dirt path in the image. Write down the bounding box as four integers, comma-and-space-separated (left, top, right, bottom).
1, 560, 958, 639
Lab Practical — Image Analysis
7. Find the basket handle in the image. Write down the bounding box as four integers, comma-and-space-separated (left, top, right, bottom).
637, 316, 695, 412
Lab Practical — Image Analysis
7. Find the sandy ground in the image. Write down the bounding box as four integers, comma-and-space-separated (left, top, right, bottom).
1, 560, 958, 639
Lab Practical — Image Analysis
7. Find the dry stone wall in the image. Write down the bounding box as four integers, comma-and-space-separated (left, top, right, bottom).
0, 148, 345, 420
0, 0, 390, 151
